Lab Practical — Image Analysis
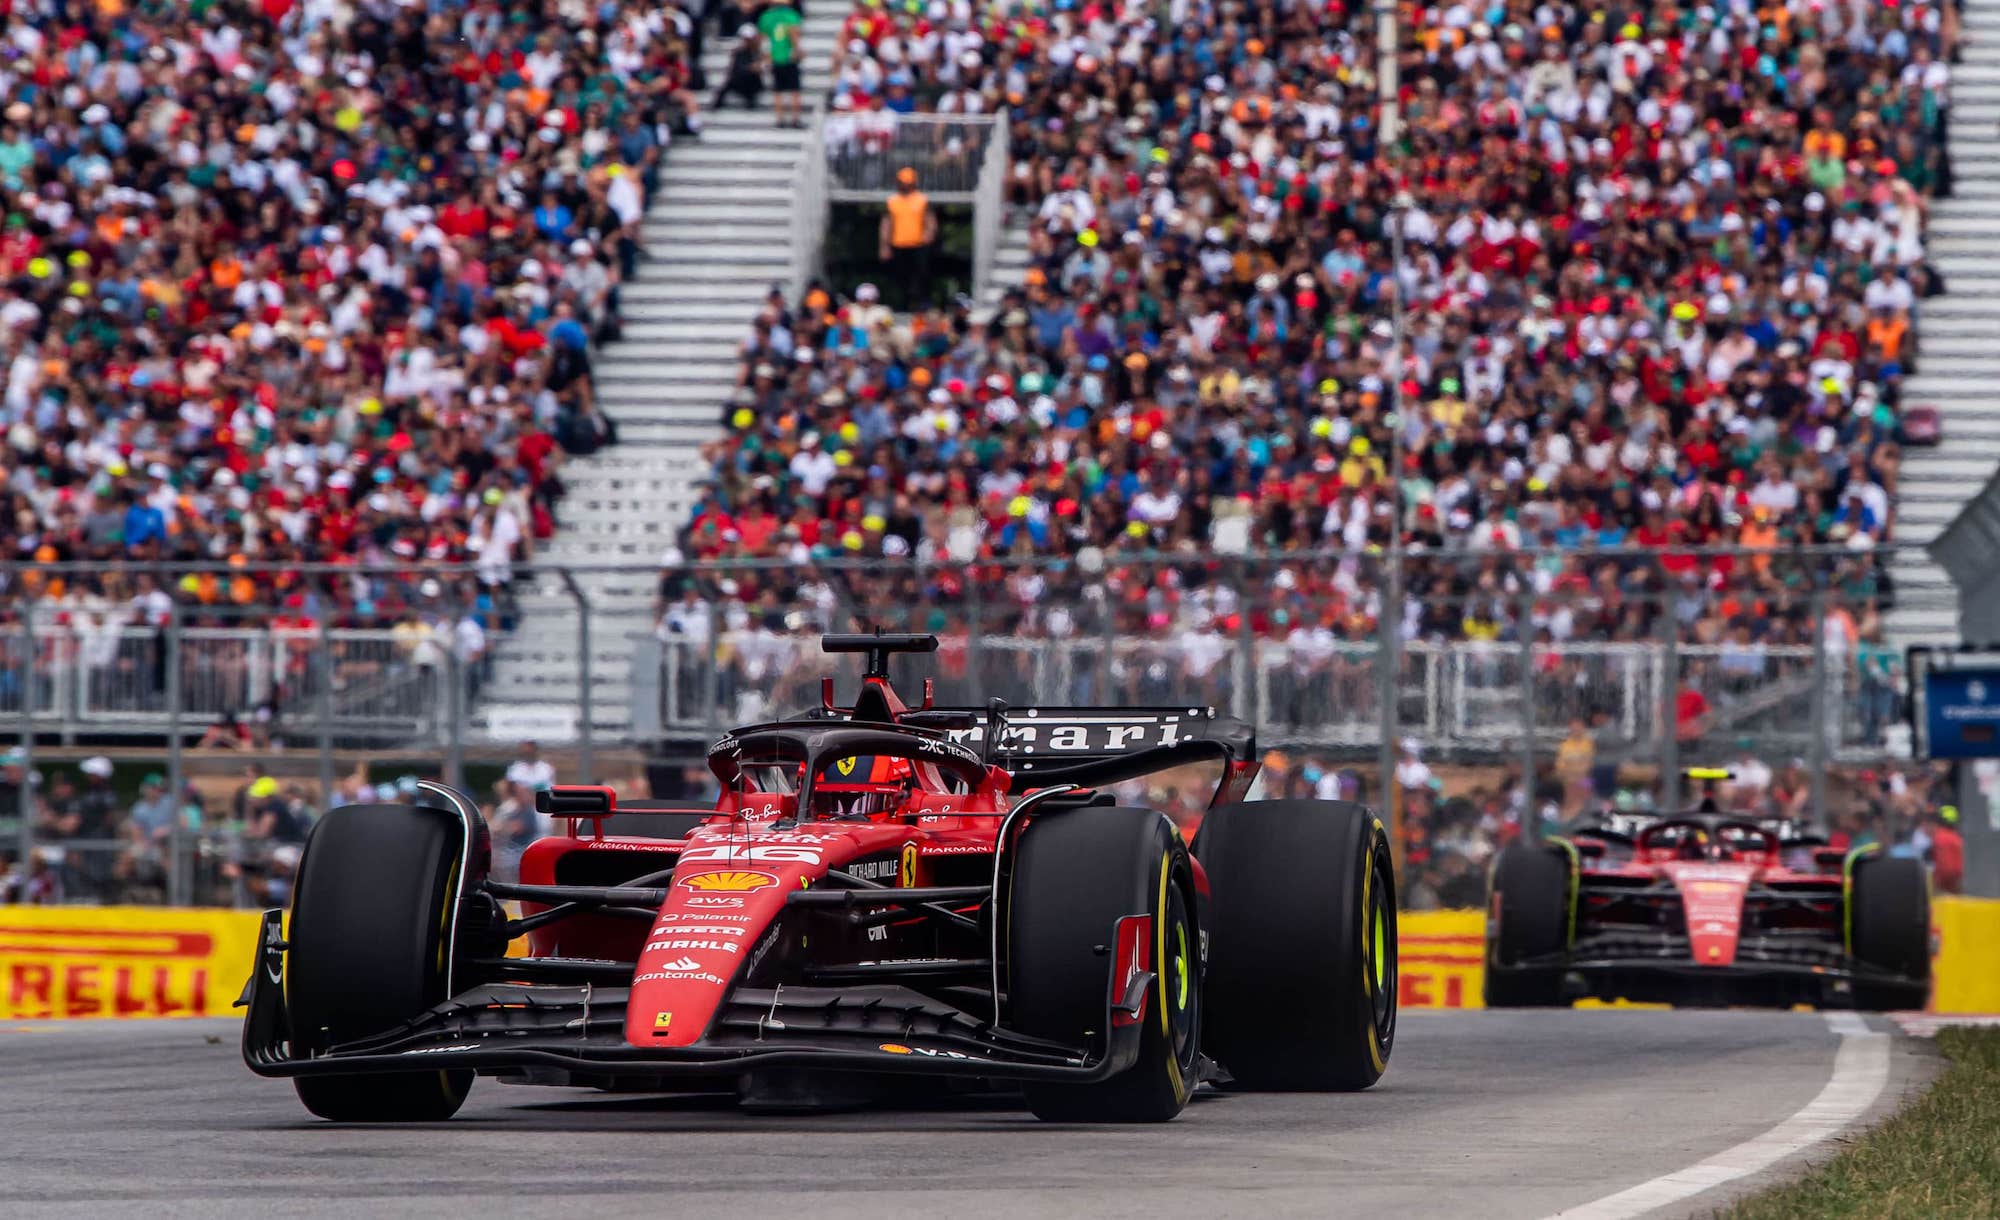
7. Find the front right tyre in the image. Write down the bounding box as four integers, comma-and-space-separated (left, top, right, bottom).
285, 803, 472, 1121
1483, 841, 1573, 1008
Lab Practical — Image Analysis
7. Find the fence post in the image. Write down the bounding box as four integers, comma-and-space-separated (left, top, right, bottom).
444, 647, 465, 792
560, 570, 595, 785
965, 570, 984, 696
17, 606, 35, 873
316, 619, 335, 808
1519, 584, 1538, 839
166, 602, 189, 907
1658, 590, 1680, 811
1234, 589, 1254, 721
1809, 588, 1830, 834
1376, 554, 1399, 813
703, 599, 723, 735
1096, 601, 1116, 706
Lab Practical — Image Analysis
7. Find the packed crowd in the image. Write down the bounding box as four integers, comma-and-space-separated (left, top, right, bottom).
0, 0, 700, 619
692, 0, 1956, 672
0, 739, 564, 903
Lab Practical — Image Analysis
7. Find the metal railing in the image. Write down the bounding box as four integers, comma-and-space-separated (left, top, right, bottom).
790, 101, 831, 298
971, 113, 1011, 299
823, 112, 999, 202
0, 545, 1960, 906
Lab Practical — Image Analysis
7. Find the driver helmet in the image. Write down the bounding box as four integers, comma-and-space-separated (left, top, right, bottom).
812, 754, 912, 820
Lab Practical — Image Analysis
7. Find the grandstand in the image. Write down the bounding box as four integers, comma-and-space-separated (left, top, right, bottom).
1, 0, 1990, 904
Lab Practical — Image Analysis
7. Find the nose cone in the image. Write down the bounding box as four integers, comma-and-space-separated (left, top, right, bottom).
1663, 863, 1756, 968
625, 866, 796, 1048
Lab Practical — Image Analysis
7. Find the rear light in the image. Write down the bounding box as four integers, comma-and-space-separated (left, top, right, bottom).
1110, 914, 1152, 1028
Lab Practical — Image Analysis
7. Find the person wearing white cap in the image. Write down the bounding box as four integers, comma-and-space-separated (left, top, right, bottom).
1395, 739, 1433, 791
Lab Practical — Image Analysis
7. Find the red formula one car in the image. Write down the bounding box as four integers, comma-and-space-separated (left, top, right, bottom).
1484, 807, 1931, 1010
242, 633, 1398, 1122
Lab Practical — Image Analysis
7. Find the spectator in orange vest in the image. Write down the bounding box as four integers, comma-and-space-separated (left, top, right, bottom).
880, 167, 937, 309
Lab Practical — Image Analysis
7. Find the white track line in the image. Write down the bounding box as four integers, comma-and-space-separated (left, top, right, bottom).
1548, 1013, 1890, 1219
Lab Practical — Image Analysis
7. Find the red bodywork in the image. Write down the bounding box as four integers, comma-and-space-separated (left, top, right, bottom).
1559, 817, 1855, 998
517, 673, 1226, 1054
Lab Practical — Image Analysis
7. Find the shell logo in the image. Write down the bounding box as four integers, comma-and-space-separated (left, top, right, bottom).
680, 870, 779, 894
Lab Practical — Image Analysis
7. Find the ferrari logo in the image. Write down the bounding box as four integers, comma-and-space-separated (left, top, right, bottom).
835, 757, 857, 777
654, 1011, 673, 1031
899, 843, 918, 888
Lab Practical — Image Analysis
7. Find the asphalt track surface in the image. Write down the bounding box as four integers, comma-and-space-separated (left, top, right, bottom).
0, 1010, 1933, 1220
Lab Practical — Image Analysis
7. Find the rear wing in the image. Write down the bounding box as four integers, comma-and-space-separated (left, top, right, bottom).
902, 707, 1259, 807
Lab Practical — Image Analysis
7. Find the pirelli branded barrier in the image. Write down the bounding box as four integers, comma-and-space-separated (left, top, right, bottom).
1931, 895, 2000, 1014
4, 901, 1995, 1019
1398, 910, 1488, 1009
0, 905, 262, 1020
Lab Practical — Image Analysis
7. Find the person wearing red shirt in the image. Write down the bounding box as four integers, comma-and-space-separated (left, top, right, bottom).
1929, 808, 1964, 894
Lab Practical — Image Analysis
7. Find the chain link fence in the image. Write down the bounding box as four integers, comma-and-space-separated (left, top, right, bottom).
0, 545, 1962, 907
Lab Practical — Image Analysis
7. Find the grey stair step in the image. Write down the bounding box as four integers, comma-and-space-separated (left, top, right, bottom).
1900, 456, 2000, 480
617, 319, 751, 342
597, 366, 739, 388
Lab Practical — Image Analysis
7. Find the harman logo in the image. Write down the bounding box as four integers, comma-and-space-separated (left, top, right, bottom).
679, 870, 779, 894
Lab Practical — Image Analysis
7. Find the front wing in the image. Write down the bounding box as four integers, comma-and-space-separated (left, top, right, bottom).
1492, 894, 1924, 1005
239, 910, 1145, 1087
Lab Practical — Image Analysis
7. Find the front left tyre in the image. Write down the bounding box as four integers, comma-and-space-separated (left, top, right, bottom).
286, 803, 472, 1121
1006, 806, 1200, 1122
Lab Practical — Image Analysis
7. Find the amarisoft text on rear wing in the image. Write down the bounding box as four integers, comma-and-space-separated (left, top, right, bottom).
902, 707, 1261, 807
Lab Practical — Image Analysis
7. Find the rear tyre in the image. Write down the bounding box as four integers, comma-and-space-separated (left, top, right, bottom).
286, 803, 472, 1121
1484, 842, 1573, 1008
1194, 799, 1396, 1091
1008, 807, 1199, 1123
1849, 854, 1931, 1011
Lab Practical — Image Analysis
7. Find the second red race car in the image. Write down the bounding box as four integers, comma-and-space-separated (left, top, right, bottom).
242, 632, 1398, 1122
1484, 801, 1931, 1010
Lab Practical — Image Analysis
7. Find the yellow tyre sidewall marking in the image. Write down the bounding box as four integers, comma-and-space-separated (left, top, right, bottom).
1157, 850, 1188, 1103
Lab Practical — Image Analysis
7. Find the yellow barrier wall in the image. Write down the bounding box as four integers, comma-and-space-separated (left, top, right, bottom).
3, 899, 1993, 1018
1931, 895, 2000, 1014
1396, 898, 2000, 1012
0, 905, 261, 1019
1398, 910, 1488, 1010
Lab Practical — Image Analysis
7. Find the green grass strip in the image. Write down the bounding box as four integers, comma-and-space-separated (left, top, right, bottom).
1725, 1027, 2000, 1220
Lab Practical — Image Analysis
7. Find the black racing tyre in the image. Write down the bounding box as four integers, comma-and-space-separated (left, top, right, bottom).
1007, 806, 1199, 1122
1849, 854, 1931, 1011
286, 803, 472, 1121
1483, 842, 1573, 1008
1194, 799, 1396, 1091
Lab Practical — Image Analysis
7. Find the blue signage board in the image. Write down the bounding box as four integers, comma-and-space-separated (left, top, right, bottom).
1923, 667, 2000, 758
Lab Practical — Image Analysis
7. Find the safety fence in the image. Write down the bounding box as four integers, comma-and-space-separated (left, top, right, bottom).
822, 112, 1000, 202
7, 900, 1996, 1018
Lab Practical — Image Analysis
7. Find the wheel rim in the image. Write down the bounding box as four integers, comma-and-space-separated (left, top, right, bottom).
1367, 850, 1397, 1040
1165, 885, 1198, 1072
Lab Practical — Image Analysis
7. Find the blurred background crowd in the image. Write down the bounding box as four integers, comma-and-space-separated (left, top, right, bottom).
0, 0, 692, 624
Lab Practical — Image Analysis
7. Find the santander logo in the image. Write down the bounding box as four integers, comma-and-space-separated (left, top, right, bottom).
656, 956, 703, 971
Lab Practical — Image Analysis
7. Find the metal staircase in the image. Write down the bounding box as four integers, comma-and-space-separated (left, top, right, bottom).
1890, 5, 2000, 646
476, 8, 845, 743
